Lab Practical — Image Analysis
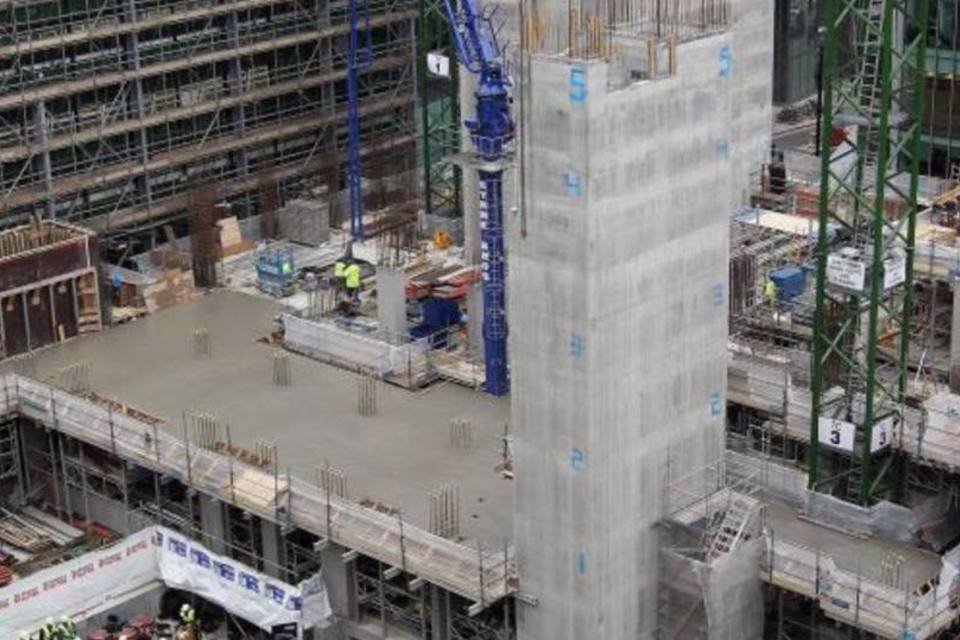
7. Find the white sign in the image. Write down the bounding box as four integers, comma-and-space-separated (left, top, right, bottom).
871, 415, 895, 453
427, 52, 450, 78
883, 254, 906, 290
827, 253, 866, 292
299, 570, 334, 630
155, 528, 303, 631
818, 416, 856, 452
0, 527, 159, 638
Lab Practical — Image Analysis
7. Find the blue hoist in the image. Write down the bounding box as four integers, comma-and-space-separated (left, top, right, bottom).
439, 0, 514, 396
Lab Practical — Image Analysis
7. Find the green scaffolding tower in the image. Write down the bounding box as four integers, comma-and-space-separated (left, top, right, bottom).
418, 0, 462, 217
808, 0, 929, 505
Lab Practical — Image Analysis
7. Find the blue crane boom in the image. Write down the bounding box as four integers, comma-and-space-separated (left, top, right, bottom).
438, 0, 514, 396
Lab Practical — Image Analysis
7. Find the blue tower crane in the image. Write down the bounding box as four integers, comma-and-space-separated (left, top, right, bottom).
347, 0, 373, 241
438, 0, 514, 396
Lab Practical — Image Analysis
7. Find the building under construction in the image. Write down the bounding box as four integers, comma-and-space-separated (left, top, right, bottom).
5, 0, 960, 639
0, 0, 417, 244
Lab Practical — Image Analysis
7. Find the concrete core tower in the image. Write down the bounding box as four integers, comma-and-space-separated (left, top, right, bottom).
510, 3, 772, 637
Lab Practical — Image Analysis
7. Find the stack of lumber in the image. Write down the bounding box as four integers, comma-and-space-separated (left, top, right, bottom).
0, 509, 67, 552
143, 269, 200, 313
217, 216, 254, 258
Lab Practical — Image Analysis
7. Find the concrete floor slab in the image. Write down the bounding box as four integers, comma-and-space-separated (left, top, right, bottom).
765, 502, 941, 587
24, 290, 513, 546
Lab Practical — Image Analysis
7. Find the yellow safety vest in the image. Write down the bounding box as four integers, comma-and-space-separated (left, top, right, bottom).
764, 280, 777, 301
345, 264, 361, 289
333, 261, 346, 279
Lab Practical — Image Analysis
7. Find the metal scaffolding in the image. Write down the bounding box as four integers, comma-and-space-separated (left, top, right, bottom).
0, 0, 418, 237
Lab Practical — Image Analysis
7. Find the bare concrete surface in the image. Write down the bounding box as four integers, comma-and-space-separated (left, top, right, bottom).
765, 502, 941, 587
26, 290, 514, 546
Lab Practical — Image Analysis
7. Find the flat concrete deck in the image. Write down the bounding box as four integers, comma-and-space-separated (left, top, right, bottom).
25, 291, 513, 546
765, 502, 942, 587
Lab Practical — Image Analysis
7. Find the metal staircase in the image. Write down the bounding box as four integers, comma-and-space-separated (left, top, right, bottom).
706, 492, 759, 559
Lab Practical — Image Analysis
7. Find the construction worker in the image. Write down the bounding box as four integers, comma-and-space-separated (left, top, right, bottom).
179, 603, 196, 625
344, 259, 362, 303
38, 618, 56, 640
333, 257, 347, 294
333, 242, 354, 295
56, 616, 77, 640
764, 278, 778, 308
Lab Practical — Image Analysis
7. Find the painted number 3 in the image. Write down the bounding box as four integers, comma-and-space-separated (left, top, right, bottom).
830, 426, 841, 446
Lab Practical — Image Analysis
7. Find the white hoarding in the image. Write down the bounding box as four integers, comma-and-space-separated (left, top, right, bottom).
0, 526, 334, 637
818, 416, 856, 453
0, 527, 159, 637
155, 528, 303, 631
299, 570, 334, 630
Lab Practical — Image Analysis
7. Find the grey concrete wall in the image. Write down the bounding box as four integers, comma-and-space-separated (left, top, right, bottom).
512, 33, 739, 639
728, 0, 775, 204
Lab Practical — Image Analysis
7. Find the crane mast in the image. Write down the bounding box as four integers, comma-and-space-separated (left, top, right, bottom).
808, 0, 929, 504
439, 0, 514, 396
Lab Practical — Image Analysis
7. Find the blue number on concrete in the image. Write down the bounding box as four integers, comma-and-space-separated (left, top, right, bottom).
570, 448, 585, 471
714, 138, 730, 160
569, 66, 587, 103
712, 283, 724, 306
577, 552, 587, 575
718, 44, 733, 77
709, 392, 722, 417
564, 171, 582, 196
569, 332, 585, 358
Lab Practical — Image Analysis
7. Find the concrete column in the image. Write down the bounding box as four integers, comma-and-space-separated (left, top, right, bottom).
376, 267, 407, 339
319, 542, 358, 621
950, 277, 960, 392
429, 585, 450, 640
198, 494, 227, 554
259, 518, 286, 579
466, 281, 484, 358
459, 68, 480, 265
32, 100, 54, 217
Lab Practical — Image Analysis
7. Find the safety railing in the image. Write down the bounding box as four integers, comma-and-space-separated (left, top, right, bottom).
762, 532, 960, 639
0, 373, 515, 605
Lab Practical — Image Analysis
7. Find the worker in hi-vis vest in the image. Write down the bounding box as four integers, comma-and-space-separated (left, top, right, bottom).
344, 260, 361, 301
764, 278, 778, 308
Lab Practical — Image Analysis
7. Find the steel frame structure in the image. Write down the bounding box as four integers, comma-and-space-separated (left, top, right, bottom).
808, 0, 929, 504
0, 0, 417, 239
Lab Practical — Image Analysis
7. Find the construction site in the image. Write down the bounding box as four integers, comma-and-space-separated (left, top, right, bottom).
4, 0, 960, 638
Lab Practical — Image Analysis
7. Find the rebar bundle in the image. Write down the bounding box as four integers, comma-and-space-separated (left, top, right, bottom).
192, 328, 211, 358
450, 418, 473, 449
358, 374, 377, 416
428, 484, 461, 539
189, 185, 221, 288
272, 351, 291, 386
318, 464, 348, 498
